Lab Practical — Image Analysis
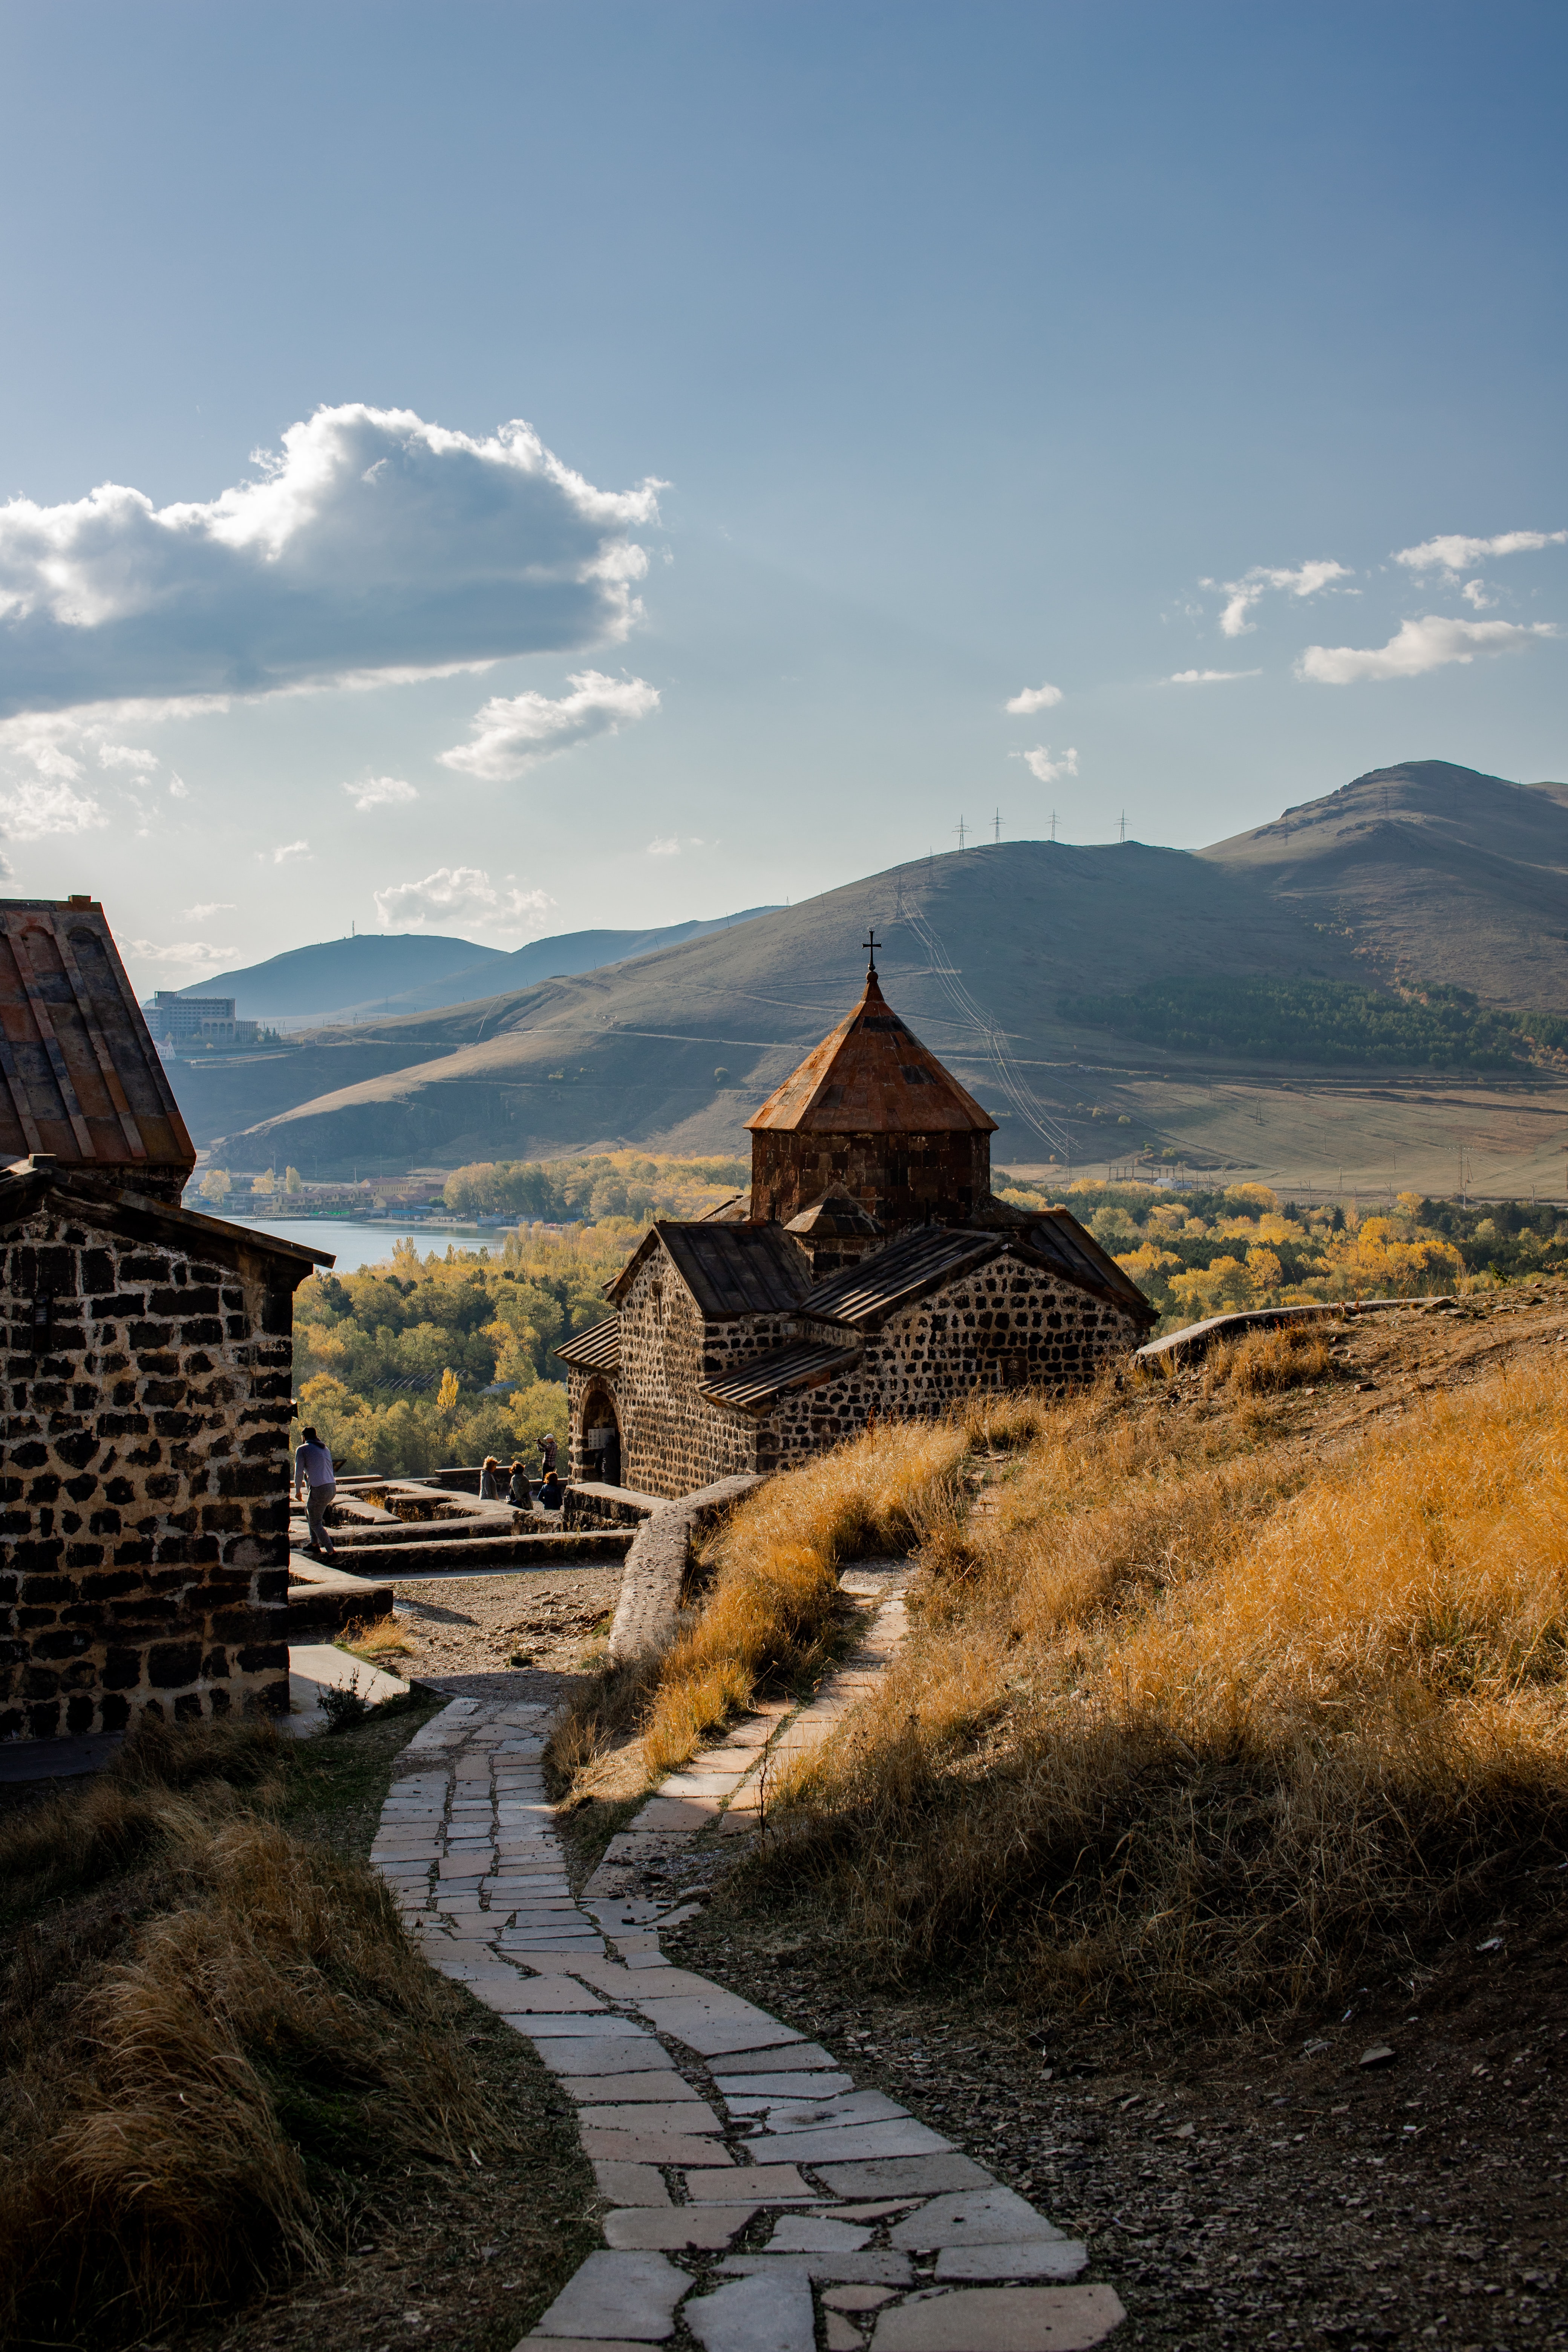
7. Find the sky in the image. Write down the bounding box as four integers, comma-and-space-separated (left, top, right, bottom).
0, 0, 1564, 997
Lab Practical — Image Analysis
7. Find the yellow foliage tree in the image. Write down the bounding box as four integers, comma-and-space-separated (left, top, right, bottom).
436, 1367, 460, 1415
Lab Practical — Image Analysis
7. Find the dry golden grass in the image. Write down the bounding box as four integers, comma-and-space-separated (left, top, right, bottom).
0, 1719, 498, 2347
548, 1420, 968, 1790
339, 1610, 417, 1661
762, 1355, 1568, 2018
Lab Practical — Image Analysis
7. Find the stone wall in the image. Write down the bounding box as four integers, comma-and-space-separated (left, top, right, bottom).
1, 1182, 308, 1743
749, 1125, 992, 1229
755, 1260, 1142, 1469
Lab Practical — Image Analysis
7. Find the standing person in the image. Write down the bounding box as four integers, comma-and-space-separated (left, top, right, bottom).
539, 1429, 558, 1478
506, 1459, 531, 1508
293, 1425, 337, 1558
478, 1455, 501, 1500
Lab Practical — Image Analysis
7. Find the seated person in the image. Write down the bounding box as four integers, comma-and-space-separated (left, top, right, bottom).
505, 1458, 531, 1507
535, 1467, 564, 1511
478, 1455, 502, 1500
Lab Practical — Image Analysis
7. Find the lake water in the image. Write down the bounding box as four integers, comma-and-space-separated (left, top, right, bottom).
209, 1215, 514, 1272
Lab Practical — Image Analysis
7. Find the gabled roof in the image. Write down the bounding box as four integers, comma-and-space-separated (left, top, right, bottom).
747, 967, 997, 1136
0, 899, 195, 1190
801, 1214, 1158, 1330
0, 1160, 333, 1273
556, 1315, 621, 1373
802, 1225, 1003, 1327
607, 1219, 814, 1319
1018, 1208, 1156, 1322
784, 1186, 881, 1238
700, 1336, 864, 1413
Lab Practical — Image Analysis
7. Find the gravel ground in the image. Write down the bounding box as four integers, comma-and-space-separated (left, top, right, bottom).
386, 1566, 622, 1692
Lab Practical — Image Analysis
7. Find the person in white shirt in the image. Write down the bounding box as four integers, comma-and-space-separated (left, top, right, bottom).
293, 1426, 337, 1557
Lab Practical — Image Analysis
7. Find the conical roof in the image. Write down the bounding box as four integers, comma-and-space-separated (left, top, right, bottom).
748, 968, 996, 1136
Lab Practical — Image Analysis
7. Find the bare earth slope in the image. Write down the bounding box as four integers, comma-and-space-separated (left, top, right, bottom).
188, 759, 1568, 1191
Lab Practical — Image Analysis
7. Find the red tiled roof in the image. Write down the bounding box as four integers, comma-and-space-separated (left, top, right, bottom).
746, 969, 997, 1137
0, 899, 194, 1186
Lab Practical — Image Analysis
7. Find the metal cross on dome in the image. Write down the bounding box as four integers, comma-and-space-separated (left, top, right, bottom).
864, 929, 880, 976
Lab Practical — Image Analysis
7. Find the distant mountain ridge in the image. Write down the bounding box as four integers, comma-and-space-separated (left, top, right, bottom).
168, 760, 1568, 1179
176, 907, 782, 1024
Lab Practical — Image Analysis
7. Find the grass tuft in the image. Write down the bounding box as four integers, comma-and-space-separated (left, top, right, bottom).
0, 1715, 500, 2347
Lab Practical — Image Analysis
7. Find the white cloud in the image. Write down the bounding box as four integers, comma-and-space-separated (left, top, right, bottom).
1167, 668, 1262, 684
96, 742, 158, 772
1394, 528, 1567, 575
184, 901, 235, 919
167, 772, 188, 797
0, 776, 109, 837
126, 938, 235, 977
1461, 580, 1494, 609
263, 838, 312, 864
0, 404, 662, 719
646, 836, 681, 855
438, 669, 661, 782
1004, 682, 1063, 715
1018, 744, 1078, 784
1211, 559, 1352, 637
1297, 613, 1559, 684
372, 864, 555, 935
343, 774, 419, 812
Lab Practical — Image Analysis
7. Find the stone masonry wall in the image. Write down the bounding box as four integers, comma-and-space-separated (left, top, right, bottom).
754, 1259, 1144, 1472
1, 1192, 300, 1742
750, 1126, 991, 1230
600, 1249, 774, 1499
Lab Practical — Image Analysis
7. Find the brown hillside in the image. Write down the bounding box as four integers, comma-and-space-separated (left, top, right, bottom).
190, 758, 1568, 1185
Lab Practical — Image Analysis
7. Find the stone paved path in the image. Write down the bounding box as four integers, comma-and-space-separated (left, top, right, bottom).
371, 1575, 1125, 2352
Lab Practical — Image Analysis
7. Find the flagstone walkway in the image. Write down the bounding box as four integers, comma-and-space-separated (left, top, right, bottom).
371, 1577, 1125, 2352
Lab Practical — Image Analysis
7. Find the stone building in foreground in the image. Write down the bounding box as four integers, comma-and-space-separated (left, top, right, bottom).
560, 949, 1156, 1499
0, 897, 329, 1745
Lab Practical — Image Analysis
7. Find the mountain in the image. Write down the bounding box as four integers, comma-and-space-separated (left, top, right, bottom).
176, 907, 782, 1026
1200, 760, 1568, 1008
180, 761, 1568, 1196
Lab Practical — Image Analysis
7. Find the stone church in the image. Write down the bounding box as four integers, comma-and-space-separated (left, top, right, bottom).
560, 947, 1156, 1498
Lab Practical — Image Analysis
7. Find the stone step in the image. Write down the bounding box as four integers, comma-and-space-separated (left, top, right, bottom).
323, 1528, 635, 1574
287, 1557, 395, 1630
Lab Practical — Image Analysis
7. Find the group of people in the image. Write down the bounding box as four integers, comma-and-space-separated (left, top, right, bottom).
291, 1425, 565, 1559
478, 1443, 563, 1512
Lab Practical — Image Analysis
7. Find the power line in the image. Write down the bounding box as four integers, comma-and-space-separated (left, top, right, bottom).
900, 897, 1073, 1160
993, 807, 1001, 843
954, 815, 968, 851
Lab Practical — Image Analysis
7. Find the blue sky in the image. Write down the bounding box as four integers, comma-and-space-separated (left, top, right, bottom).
0, 0, 1563, 993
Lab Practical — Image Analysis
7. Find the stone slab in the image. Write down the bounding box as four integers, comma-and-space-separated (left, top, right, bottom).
593, 2163, 671, 2207
582, 2129, 735, 2166
890, 2191, 1066, 2250
870, 2287, 1127, 2352
686, 2165, 816, 2202
685, 2267, 815, 2352
718, 2255, 913, 2287
746, 2090, 910, 2131
814, 2157, 994, 2198
710, 2043, 836, 2073
934, 2246, 1088, 2283
741, 2121, 951, 2165
565, 2073, 704, 2105
578, 2103, 723, 2136
479, 1978, 608, 2014
604, 2207, 761, 2251
531, 2249, 690, 2340
714, 2073, 854, 2101
636, 2001, 803, 2056
543, 2040, 674, 2075
766, 2216, 872, 2252
521, 2014, 650, 2039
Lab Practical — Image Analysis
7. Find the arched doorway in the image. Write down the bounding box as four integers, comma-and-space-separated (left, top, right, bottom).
581, 1388, 622, 1489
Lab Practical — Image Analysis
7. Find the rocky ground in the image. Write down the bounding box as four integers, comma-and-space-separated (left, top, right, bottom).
668, 1875, 1568, 2351
388, 1566, 621, 1692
